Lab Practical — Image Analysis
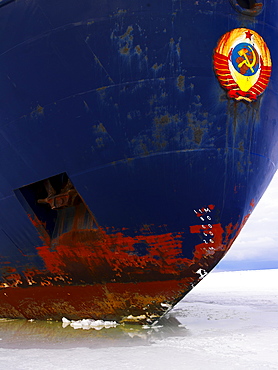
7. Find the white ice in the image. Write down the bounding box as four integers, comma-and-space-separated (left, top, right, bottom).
61, 317, 118, 330
0, 269, 277, 370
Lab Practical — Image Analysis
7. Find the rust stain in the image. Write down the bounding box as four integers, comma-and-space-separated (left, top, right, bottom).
93, 122, 107, 133
8, 203, 234, 289
130, 112, 181, 156
96, 86, 108, 92
152, 63, 162, 71
36, 105, 44, 114
28, 214, 51, 245
250, 199, 256, 208
95, 137, 104, 148
135, 45, 142, 55
176, 42, 181, 56
36, 228, 189, 278
115, 9, 127, 15
237, 161, 244, 173
120, 26, 133, 39
0, 278, 194, 322
154, 114, 170, 126
228, 200, 255, 245
30, 104, 44, 118
186, 101, 211, 146
190, 124, 206, 144
138, 141, 150, 156
120, 44, 130, 55
177, 75, 185, 91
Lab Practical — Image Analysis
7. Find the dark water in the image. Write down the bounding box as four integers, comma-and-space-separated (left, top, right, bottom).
0, 315, 188, 349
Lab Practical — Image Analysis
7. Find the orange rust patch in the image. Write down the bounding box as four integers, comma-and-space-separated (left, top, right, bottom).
36, 228, 191, 277
8, 201, 239, 290
190, 223, 225, 259
250, 198, 256, 208
0, 201, 244, 321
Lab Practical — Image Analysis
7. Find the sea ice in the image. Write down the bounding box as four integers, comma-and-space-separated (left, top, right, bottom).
61, 317, 118, 330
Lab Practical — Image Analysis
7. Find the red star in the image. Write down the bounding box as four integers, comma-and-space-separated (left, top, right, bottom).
245, 30, 253, 40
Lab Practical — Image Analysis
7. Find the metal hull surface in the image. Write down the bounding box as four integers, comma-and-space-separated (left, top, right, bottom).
0, 0, 277, 323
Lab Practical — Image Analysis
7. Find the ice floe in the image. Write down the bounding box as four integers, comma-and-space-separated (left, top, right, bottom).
62, 317, 118, 330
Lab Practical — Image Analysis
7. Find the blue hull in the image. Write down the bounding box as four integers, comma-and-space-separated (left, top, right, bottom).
0, 0, 277, 323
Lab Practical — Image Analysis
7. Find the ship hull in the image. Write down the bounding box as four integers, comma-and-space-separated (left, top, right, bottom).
0, 0, 278, 323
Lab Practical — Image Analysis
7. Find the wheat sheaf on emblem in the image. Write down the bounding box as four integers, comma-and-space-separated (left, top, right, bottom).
213, 28, 272, 102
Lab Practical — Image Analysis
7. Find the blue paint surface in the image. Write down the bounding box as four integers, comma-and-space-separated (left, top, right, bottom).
0, 0, 277, 287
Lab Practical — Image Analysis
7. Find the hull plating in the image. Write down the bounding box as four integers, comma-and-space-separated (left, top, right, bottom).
0, 0, 278, 323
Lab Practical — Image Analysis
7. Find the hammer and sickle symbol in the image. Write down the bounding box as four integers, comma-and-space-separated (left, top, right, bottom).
237, 45, 257, 73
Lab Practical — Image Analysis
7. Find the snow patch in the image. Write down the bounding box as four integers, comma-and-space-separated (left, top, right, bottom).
196, 268, 207, 279
160, 303, 172, 309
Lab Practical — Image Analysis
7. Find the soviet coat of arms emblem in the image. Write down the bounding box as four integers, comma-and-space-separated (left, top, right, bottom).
213, 28, 272, 102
